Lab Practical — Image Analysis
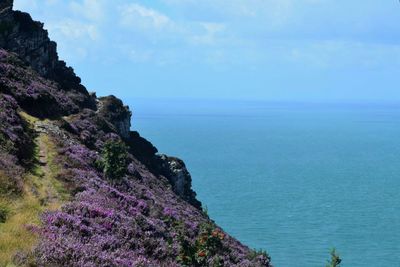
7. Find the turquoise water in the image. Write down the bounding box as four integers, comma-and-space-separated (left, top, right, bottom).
129, 99, 400, 267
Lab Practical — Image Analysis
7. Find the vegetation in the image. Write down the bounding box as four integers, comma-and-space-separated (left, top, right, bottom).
177, 222, 226, 267
326, 249, 342, 267
38, 134, 69, 201
0, 203, 10, 223
248, 249, 271, 263
0, 186, 41, 265
0, 167, 23, 197
0, 115, 65, 265
101, 140, 128, 180
0, 132, 14, 153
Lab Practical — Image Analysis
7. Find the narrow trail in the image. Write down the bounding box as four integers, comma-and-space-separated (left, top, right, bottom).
37, 132, 50, 176
33, 121, 60, 206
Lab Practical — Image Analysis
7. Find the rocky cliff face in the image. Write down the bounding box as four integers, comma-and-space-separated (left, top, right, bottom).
0, 1, 271, 266
159, 155, 202, 209
97, 96, 132, 139
0, 0, 95, 111
0, 0, 12, 14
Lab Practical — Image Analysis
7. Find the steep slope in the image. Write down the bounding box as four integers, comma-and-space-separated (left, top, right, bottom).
0, 1, 271, 266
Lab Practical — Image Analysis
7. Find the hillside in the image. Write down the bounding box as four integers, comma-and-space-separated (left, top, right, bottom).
0, 1, 271, 266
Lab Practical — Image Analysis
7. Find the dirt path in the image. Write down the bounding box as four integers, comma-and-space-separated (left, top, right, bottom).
33, 121, 60, 206
37, 133, 50, 176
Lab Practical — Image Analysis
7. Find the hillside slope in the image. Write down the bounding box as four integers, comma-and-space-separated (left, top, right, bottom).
0, 1, 271, 266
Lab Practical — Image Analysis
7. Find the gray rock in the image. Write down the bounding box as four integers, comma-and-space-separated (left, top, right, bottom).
97, 95, 132, 139
159, 154, 202, 209
0, 0, 12, 14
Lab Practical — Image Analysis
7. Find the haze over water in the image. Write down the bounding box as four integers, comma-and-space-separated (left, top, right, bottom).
130, 99, 400, 267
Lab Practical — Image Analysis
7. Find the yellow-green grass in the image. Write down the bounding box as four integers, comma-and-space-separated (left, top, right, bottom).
0, 115, 67, 266
18, 111, 39, 125
0, 184, 42, 266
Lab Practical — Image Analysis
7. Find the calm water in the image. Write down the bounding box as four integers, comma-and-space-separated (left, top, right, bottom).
128, 99, 400, 267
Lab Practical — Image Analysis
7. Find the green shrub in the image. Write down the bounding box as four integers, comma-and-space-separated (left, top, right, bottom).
101, 140, 128, 180
326, 249, 342, 267
0, 204, 10, 223
177, 222, 225, 267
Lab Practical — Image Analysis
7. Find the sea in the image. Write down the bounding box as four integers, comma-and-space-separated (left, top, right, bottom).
127, 98, 400, 267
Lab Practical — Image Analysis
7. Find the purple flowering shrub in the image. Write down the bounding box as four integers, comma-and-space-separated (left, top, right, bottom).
58, 144, 100, 170
0, 152, 24, 196
0, 94, 20, 153
0, 94, 32, 197
0, 49, 79, 118
62, 108, 124, 149
33, 128, 271, 267
0, 93, 35, 166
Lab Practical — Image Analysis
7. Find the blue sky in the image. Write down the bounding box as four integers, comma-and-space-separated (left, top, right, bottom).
14, 0, 400, 102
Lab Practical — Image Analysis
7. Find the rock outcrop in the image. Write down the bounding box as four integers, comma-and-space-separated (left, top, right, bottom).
97, 96, 132, 139
159, 155, 202, 209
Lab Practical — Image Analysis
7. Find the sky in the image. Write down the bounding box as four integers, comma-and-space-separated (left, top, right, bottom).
13, 0, 400, 102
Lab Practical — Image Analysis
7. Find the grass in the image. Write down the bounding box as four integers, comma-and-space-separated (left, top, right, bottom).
18, 111, 39, 125
0, 203, 10, 223
0, 190, 42, 266
0, 114, 67, 266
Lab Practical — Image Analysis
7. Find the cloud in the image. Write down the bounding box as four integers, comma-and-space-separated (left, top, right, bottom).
70, 0, 106, 22
47, 19, 99, 41
161, 0, 294, 23
14, 0, 400, 71
119, 3, 172, 31
44, 19, 100, 61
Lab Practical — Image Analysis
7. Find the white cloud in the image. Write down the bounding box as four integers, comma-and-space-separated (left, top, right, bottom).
119, 3, 172, 31
70, 0, 106, 22
161, 0, 294, 21
47, 19, 99, 41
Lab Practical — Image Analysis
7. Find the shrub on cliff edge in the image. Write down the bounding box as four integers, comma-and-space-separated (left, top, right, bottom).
101, 140, 128, 180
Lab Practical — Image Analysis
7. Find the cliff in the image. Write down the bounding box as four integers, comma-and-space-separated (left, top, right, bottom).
0, 0, 95, 113
0, 1, 271, 266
